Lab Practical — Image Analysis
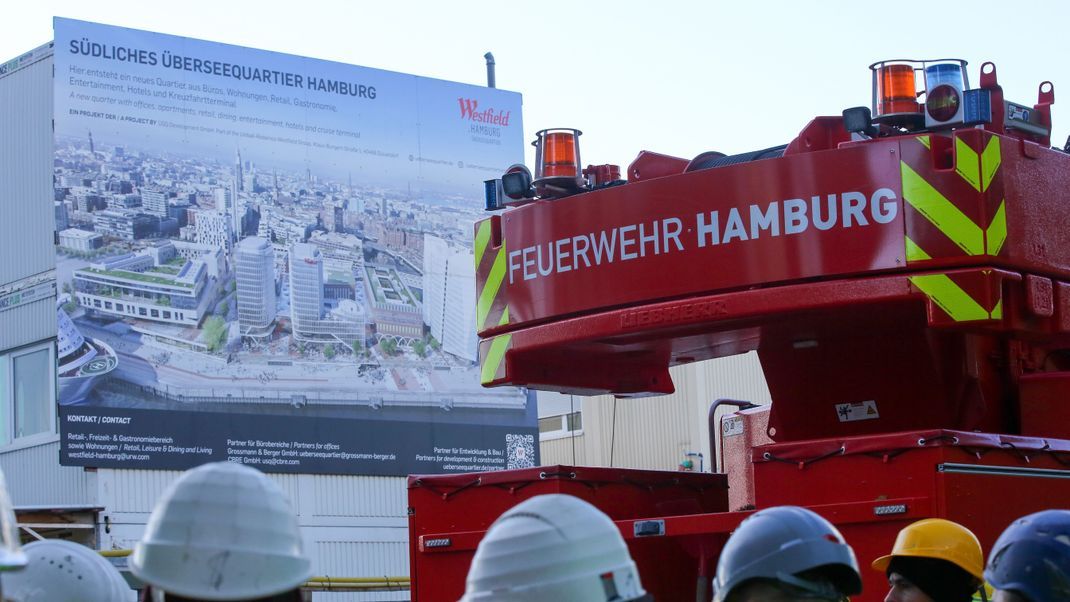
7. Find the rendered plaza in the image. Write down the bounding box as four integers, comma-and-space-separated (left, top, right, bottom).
54, 136, 524, 411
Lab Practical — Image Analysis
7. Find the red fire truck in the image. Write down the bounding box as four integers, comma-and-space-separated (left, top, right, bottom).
408, 59, 1070, 601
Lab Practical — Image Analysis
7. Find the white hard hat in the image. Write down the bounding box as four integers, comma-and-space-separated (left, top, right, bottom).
130, 461, 311, 601
3, 539, 128, 601
0, 468, 26, 571
460, 494, 650, 602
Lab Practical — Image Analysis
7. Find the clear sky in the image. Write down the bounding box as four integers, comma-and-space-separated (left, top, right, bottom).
5, 0, 1069, 168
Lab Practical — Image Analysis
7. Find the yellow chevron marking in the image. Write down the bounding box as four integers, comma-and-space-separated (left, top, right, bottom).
955, 137, 981, 192
910, 274, 990, 322
476, 246, 507, 331
480, 334, 512, 385
474, 220, 491, 266
905, 236, 932, 262
981, 136, 1002, 193
987, 200, 1007, 256
916, 135, 931, 149
901, 161, 985, 256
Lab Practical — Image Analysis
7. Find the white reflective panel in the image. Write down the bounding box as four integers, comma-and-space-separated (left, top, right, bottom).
14, 348, 50, 439
0, 359, 8, 446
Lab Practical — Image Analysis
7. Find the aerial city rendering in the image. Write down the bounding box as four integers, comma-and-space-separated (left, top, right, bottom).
53, 133, 526, 415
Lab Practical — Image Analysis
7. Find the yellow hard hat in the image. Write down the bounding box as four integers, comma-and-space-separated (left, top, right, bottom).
872, 518, 984, 581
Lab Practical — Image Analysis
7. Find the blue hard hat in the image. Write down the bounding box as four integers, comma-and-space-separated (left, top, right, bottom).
713, 506, 862, 602
985, 510, 1070, 602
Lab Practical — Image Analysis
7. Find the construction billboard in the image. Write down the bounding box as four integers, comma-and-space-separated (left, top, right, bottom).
52, 18, 536, 475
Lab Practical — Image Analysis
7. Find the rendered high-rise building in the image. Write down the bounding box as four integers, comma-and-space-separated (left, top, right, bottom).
235, 236, 276, 335
289, 243, 324, 339
235, 148, 244, 192
231, 148, 244, 240
212, 187, 230, 211
422, 234, 477, 362
289, 242, 362, 344
54, 201, 69, 231
195, 210, 233, 252
141, 188, 168, 217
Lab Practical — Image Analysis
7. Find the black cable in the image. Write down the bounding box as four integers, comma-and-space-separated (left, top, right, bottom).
610, 397, 618, 468
570, 394, 576, 465
686, 144, 788, 172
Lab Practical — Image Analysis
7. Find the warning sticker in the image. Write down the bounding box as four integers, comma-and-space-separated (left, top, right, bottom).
722, 416, 745, 437
835, 400, 880, 423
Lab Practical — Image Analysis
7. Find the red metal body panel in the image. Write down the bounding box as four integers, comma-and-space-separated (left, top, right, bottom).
479, 132, 1070, 339
407, 466, 728, 602
475, 130, 1070, 454
410, 433, 1070, 601
476, 132, 1070, 411
611, 497, 935, 602
750, 430, 1070, 598
999, 141, 1070, 275
481, 268, 1054, 439
451, 107, 1070, 602
626, 150, 690, 182
493, 138, 906, 329
1019, 372, 1070, 438
751, 430, 1070, 504
898, 131, 1070, 277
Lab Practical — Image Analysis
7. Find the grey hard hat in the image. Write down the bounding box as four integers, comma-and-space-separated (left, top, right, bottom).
712, 506, 862, 602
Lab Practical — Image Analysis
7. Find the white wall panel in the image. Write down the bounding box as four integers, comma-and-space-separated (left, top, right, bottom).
312, 538, 409, 602
546, 364, 697, 472
310, 475, 407, 518
98, 469, 410, 586
103, 469, 178, 515
537, 353, 771, 474
0, 296, 56, 352
539, 433, 587, 466
0, 50, 54, 287
0, 49, 56, 354
104, 469, 301, 510
270, 472, 303, 513
0, 45, 431, 601
310, 585, 408, 599
0, 439, 97, 507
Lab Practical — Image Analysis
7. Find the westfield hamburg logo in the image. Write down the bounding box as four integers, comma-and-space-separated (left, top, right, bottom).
458, 98, 511, 126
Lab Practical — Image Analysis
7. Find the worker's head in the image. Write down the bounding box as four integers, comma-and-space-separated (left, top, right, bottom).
130, 462, 311, 602
985, 509, 1070, 602
713, 506, 862, 602
721, 572, 852, 602
460, 494, 651, 602
3, 539, 128, 601
872, 518, 984, 602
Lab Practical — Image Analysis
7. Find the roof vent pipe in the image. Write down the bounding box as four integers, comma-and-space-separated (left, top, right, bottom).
484, 52, 496, 88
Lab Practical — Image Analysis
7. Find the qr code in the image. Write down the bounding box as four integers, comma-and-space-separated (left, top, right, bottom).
505, 433, 535, 469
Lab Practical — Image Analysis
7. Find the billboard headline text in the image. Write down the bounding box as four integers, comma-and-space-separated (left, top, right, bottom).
69, 37, 377, 99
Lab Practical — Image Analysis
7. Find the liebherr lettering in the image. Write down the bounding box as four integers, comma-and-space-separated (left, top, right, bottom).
507, 188, 898, 284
